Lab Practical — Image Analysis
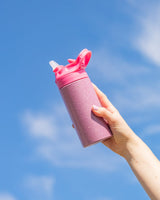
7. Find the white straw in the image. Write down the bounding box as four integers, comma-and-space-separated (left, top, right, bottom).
49, 60, 59, 71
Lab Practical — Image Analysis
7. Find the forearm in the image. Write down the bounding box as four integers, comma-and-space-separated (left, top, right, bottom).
124, 134, 160, 200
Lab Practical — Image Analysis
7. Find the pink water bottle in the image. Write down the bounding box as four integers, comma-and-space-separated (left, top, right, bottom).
50, 49, 112, 147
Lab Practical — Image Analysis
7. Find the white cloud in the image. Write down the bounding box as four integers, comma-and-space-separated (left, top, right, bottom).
22, 110, 57, 141
25, 175, 55, 200
0, 193, 17, 200
22, 104, 124, 172
134, 3, 160, 66
37, 141, 122, 171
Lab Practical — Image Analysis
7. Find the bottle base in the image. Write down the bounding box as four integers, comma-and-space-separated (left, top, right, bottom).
83, 134, 112, 148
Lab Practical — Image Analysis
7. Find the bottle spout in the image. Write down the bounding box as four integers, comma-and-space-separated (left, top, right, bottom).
49, 60, 59, 71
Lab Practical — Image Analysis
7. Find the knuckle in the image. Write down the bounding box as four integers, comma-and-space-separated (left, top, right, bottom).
100, 107, 106, 114
100, 107, 108, 117
110, 113, 120, 124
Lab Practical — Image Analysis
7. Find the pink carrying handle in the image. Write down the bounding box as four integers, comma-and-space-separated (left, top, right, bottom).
67, 49, 92, 70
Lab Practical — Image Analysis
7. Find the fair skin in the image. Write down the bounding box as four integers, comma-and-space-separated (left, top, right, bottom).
91, 83, 160, 200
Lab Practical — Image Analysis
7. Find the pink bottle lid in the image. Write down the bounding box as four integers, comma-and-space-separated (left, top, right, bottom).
52, 49, 92, 89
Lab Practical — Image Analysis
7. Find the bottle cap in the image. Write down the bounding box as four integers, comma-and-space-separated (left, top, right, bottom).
50, 49, 92, 89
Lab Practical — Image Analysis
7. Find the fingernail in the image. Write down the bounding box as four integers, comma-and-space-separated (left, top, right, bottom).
92, 105, 99, 111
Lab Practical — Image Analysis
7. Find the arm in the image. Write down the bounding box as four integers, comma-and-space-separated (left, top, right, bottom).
124, 134, 160, 200
92, 83, 160, 200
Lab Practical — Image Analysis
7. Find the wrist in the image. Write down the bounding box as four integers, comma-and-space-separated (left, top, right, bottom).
121, 133, 141, 161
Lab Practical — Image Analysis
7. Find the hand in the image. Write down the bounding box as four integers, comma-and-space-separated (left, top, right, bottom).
92, 83, 138, 158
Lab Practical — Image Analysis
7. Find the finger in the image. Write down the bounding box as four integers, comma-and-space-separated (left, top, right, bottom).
92, 105, 113, 123
92, 83, 115, 113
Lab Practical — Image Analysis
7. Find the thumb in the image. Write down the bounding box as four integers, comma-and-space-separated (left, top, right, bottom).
92, 105, 113, 123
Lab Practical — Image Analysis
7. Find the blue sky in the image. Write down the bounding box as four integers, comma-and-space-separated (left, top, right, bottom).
0, 0, 160, 199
